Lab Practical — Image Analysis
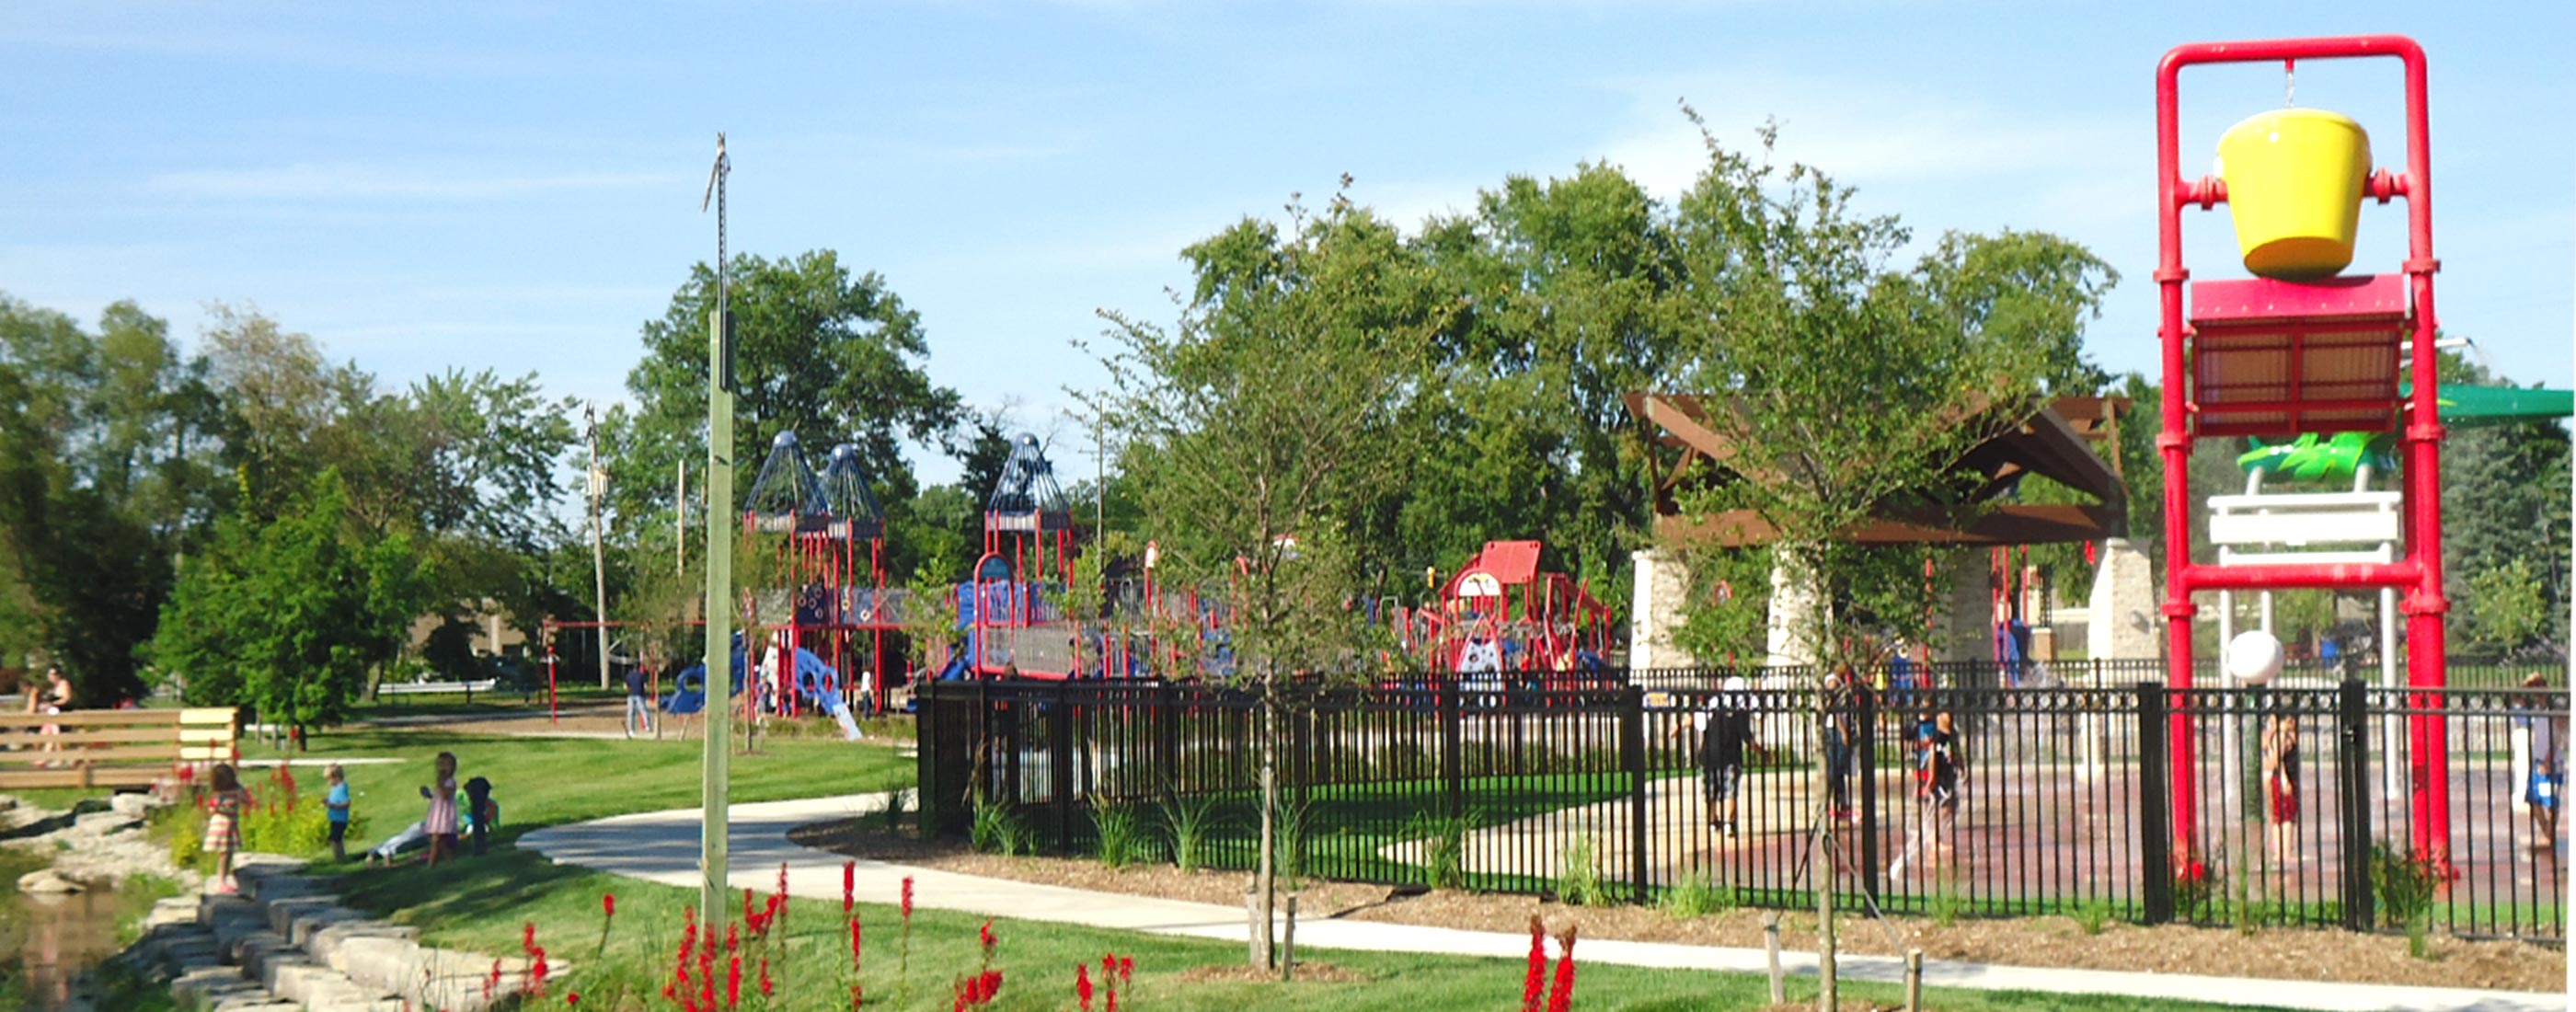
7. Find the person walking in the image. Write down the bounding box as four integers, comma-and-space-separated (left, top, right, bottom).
1675, 675, 1758, 838
202, 764, 249, 892
1890, 712, 1962, 880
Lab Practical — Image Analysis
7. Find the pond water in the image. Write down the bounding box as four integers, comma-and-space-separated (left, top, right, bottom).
0, 877, 135, 1010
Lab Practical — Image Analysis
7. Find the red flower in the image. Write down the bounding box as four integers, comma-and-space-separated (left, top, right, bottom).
757, 957, 773, 997
523, 922, 539, 955
1118, 957, 1132, 983
485, 960, 502, 1002
1522, 916, 1547, 1012
1076, 962, 1094, 1012
851, 983, 863, 1011
978, 919, 995, 958
844, 860, 857, 914
901, 877, 914, 919
742, 888, 757, 930
850, 917, 864, 967
1544, 927, 1578, 1012
726, 953, 742, 1010
726, 922, 740, 954
604, 893, 617, 919
566, 994, 579, 1006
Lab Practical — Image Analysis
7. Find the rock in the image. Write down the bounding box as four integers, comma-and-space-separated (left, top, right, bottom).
18, 868, 82, 893
109, 792, 158, 818
73, 811, 141, 834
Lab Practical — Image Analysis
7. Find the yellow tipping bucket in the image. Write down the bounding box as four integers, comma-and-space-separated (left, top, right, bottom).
2215, 108, 2371, 280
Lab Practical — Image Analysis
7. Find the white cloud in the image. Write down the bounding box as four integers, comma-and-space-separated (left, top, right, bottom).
1582, 70, 2135, 200
146, 164, 684, 201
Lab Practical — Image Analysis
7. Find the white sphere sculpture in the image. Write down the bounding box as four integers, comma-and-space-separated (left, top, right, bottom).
2225, 629, 2286, 685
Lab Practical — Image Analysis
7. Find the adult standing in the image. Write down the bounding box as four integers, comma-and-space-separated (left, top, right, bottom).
1822, 667, 1858, 823
2521, 673, 2563, 853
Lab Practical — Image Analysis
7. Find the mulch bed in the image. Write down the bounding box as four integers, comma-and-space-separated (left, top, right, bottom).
788, 819, 2565, 994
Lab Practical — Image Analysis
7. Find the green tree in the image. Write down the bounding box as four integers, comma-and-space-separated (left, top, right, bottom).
1650, 121, 2113, 1004
608, 251, 963, 582
1090, 194, 1432, 972
0, 295, 224, 702
153, 470, 431, 736
2460, 557, 2548, 653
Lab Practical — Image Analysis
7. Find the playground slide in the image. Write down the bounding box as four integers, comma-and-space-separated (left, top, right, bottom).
815, 691, 864, 741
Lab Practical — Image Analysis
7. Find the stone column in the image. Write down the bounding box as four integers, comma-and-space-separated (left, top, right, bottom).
1765, 554, 1823, 671
2084, 537, 2160, 664
1627, 548, 1694, 672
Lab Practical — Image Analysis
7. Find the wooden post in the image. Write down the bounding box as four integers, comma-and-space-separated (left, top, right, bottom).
1282, 893, 1298, 981
1763, 911, 1786, 1005
1903, 949, 1924, 1011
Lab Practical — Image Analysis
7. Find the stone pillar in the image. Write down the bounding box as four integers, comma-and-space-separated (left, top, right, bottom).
1937, 550, 1995, 664
1627, 548, 1694, 672
1765, 554, 1823, 671
2084, 537, 2159, 663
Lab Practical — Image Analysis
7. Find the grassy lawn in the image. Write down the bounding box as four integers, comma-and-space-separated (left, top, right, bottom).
330, 845, 2303, 1012
251, 729, 914, 841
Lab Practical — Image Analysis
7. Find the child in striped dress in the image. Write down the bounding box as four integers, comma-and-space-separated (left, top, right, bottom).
203, 764, 248, 893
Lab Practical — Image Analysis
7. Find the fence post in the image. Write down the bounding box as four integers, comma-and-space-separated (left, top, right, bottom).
2337, 678, 2375, 931
2136, 681, 2174, 925
1052, 682, 1077, 854
1857, 682, 1880, 905
1622, 685, 1650, 903
1157, 682, 1181, 793
914, 683, 939, 832
1440, 675, 1466, 822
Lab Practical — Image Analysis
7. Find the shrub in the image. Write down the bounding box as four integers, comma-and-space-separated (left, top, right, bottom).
1927, 884, 1964, 927
1657, 872, 1728, 919
1404, 811, 1472, 891
2073, 898, 2113, 937
878, 788, 911, 834
2371, 841, 2444, 957
969, 795, 1028, 857
1090, 799, 1142, 869
1275, 796, 1310, 891
2170, 857, 2220, 920
1556, 835, 1605, 907
1156, 794, 1218, 874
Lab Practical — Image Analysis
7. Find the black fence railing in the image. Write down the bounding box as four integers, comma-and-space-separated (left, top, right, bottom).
916, 672, 2567, 941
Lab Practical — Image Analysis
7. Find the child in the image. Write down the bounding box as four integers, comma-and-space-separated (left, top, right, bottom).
420, 753, 459, 868
324, 764, 352, 862
203, 763, 249, 892
462, 776, 497, 856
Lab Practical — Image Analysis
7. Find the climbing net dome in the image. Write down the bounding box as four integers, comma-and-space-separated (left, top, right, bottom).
984, 433, 1071, 534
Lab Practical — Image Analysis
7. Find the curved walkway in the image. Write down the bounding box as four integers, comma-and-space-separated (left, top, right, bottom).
521, 793, 2559, 1012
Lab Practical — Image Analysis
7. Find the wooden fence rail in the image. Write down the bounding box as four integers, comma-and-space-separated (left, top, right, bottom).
0, 708, 239, 789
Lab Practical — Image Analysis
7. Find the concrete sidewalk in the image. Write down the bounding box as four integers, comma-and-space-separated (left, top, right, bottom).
519, 793, 2563, 1012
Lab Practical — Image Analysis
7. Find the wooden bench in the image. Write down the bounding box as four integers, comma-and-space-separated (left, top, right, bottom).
0, 707, 240, 789
372, 679, 500, 704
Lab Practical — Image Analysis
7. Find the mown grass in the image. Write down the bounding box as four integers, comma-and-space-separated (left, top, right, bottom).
333, 845, 2305, 1012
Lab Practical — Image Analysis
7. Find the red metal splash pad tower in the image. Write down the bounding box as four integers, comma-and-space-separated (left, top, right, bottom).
2155, 35, 2450, 867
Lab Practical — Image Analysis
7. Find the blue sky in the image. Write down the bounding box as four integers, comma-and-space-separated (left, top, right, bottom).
5, 3, 2569, 485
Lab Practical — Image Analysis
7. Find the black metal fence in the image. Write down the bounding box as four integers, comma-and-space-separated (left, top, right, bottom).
916, 670, 2567, 941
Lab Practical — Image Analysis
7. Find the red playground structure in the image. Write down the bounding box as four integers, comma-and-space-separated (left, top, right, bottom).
1399, 540, 1616, 677
745, 431, 897, 713
2153, 35, 2452, 867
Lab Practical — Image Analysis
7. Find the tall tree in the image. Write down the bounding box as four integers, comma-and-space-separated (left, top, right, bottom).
0, 295, 224, 702
1650, 121, 2112, 1004
612, 252, 960, 524
153, 470, 431, 737
1090, 195, 1434, 972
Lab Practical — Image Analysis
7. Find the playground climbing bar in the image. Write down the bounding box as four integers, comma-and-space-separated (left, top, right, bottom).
2152, 34, 2450, 868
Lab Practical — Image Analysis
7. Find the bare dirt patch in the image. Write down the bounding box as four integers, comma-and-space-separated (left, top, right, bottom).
1171, 962, 1370, 983
788, 819, 2564, 994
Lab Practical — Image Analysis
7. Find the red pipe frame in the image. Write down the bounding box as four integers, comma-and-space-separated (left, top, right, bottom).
2155, 34, 2448, 868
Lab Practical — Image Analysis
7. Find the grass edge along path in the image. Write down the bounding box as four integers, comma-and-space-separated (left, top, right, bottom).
334, 843, 2318, 1012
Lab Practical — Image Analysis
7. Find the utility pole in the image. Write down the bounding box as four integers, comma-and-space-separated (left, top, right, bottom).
676, 458, 687, 576
698, 133, 737, 920
586, 401, 611, 690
